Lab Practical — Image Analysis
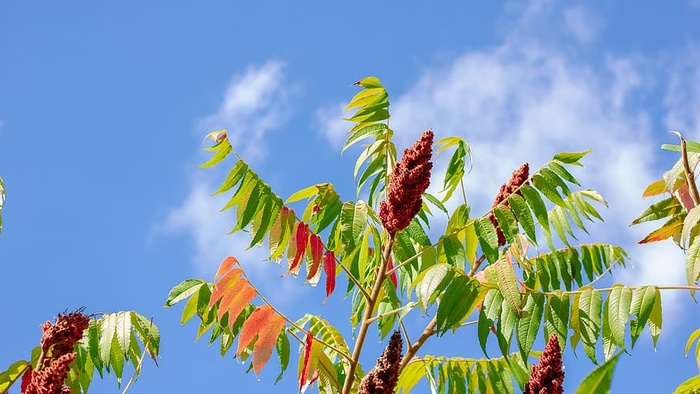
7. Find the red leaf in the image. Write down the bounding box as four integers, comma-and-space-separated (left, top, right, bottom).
387, 257, 398, 289
323, 251, 336, 302
306, 233, 324, 284
299, 331, 314, 392
214, 256, 238, 281
253, 313, 286, 376
236, 305, 274, 358
287, 222, 309, 276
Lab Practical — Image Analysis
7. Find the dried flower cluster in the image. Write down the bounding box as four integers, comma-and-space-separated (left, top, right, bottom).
523, 334, 565, 394
379, 130, 434, 234
358, 331, 403, 394
22, 310, 90, 394
488, 163, 529, 246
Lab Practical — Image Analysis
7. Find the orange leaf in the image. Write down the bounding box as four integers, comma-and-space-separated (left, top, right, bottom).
253, 313, 286, 376
323, 251, 336, 302
306, 233, 324, 285
221, 280, 256, 323
210, 268, 243, 306
214, 256, 239, 281
236, 305, 274, 357
642, 179, 667, 197
639, 216, 684, 244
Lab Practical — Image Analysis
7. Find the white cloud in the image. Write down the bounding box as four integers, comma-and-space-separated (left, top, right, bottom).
198, 61, 290, 160
315, 103, 348, 149
161, 62, 310, 305
316, 2, 699, 326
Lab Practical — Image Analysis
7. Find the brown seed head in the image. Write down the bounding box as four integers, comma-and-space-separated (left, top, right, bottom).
488, 163, 529, 246
379, 130, 434, 234
523, 334, 565, 394
358, 331, 404, 394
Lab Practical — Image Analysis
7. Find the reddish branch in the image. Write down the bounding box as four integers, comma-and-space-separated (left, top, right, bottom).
523, 334, 565, 394
22, 310, 90, 394
488, 163, 529, 246
379, 130, 434, 234
358, 331, 403, 394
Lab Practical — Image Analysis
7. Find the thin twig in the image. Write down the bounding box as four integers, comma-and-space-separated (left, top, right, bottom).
365, 303, 417, 324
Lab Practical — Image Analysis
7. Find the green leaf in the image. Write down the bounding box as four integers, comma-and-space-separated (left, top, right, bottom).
115, 311, 131, 355
494, 254, 521, 315
342, 123, 389, 153
436, 276, 484, 335
0, 359, 29, 392
606, 285, 631, 347
578, 287, 602, 364
682, 206, 700, 248
687, 236, 700, 297
573, 352, 623, 394
673, 375, 700, 394
648, 287, 662, 349
533, 174, 565, 207
440, 234, 467, 269
544, 291, 569, 349
509, 194, 537, 243
340, 201, 367, 251
99, 313, 117, 365
474, 217, 499, 263
493, 205, 518, 244
549, 161, 581, 185
629, 285, 656, 348
354, 76, 383, 89
344, 87, 387, 111
516, 293, 544, 359
213, 160, 249, 195
275, 330, 290, 383
200, 139, 232, 168
285, 184, 319, 204
164, 279, 205, 307
553, 150, 591, 165
520, 184, 550, 233
685, 327, 700, 373
630, 197, 682, 225
414, 263, 454, 310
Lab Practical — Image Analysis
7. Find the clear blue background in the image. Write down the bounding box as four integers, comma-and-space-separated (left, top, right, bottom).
1, 1, 699, 392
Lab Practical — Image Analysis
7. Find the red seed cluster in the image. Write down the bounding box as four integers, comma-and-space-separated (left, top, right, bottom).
358, 331, 403, 394
523, 334, 565, 394
379, 130, 434, 234
488, 163, 529, 246
22, 310, 90, 394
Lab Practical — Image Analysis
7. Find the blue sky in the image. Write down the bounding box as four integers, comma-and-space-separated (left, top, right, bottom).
1, 1, 700, 392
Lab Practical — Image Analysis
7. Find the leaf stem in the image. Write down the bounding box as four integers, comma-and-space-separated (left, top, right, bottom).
341, 234, 395, 394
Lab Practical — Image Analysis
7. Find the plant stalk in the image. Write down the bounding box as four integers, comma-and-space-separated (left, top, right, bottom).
341, 235, 395, 394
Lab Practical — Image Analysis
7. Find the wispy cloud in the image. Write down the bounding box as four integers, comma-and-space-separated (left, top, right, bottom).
161, 61, 308, 305
316, 1, 698, 325
198, 61, 290, 161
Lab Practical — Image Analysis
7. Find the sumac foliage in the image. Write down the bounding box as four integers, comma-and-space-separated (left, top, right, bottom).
165, 77, 700, 393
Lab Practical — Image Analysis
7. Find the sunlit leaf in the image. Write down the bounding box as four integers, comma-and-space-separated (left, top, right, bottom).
573, 352, 622, 394
437, 276, 485, 335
